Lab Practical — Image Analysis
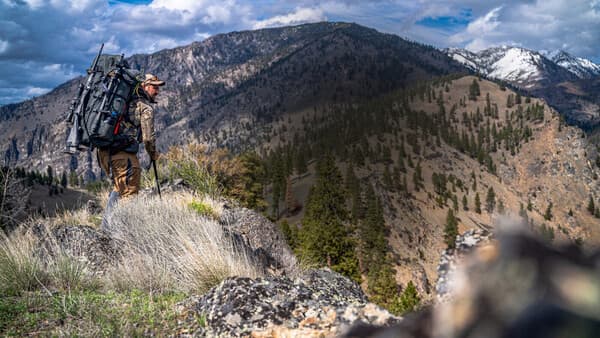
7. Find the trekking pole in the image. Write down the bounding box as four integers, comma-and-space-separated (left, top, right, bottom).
152, 160, 162, 199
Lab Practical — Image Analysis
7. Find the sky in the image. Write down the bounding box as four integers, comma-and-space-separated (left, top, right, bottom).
1, 0, 599, 105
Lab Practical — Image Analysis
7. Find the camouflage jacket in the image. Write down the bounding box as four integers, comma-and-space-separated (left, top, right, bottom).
114, 90, 156, 156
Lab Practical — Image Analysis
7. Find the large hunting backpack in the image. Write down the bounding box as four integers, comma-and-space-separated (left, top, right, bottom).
65, 44, 141, 154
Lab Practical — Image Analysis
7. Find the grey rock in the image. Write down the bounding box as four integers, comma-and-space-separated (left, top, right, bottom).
220, 202, 299, 276
29, 223, 122, 275
176, 268, 399, 337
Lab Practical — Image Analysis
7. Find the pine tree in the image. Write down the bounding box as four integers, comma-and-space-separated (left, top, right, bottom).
271, 155, 285, 218
235, 152, 267, 211
279, 219, 298, 249
544, 202, 553, 221
390, 281, 420, 314
519, 202, 527, 219
486, 187, 496, 213
69, 170, 78, 187
46, 165, 53, 186
360, 184, 387, 269
462, 194, 469, 211
295, 149, 308, 174
285, 176, 298, 216
413, 161, 423, 191
298, 155, 360, 281
469, 79, 480, 101
346, 165, 363, 221
475, 193, 481, 214
367, 263, 399, 311
497, 199, 505, 214
444, 209, 459, 249
507, 94, 514, 108
60, 172, 68, 188
383, 166, 393, 190
588, 196, 595, 214
539, 223, 555, 243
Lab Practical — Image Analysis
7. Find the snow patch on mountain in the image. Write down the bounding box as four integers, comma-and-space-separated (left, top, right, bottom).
488, 48, 543, 86
445, 46, 598, 89
549, 50, 600, 79
446, 46, 548, 87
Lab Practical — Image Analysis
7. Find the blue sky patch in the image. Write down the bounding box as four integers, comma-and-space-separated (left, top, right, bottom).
417, 9, 472, 30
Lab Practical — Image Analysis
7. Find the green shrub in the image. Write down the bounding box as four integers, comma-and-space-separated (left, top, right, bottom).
85, 180, 110, 194
188, 200, 217, 219
389, 281, 421, 315
0, 290, 186, 336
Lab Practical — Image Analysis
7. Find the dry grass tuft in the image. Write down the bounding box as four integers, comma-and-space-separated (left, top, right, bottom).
2, 187, 267, 298
46, 208, 101, 229
0, 231, 46, 295
104, 191, 263, 293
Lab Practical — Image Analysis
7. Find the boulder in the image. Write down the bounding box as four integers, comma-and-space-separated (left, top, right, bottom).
219, 202, 299, 276
29, 223, 121, 275
175, 268, 399, 337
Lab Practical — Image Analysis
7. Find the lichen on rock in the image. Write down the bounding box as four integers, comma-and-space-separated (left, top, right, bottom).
175, 268, 400, 337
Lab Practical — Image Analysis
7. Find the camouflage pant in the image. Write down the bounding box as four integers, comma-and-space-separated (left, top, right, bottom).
98, 149, 141, 198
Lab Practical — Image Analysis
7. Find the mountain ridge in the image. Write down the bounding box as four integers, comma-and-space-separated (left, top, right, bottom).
1, 22, 599, 309
446, 46, 600, 129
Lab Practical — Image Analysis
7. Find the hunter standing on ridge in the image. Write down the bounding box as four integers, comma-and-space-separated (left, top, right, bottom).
99, 73, 164, 229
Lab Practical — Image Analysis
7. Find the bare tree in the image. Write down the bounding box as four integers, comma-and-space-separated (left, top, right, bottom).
1, 167, 31, 233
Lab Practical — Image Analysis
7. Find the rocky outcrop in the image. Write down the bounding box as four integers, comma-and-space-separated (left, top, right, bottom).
175, 268, 399, 337
29, 223, 122, 275
435, 229, 493, 301
220, 201, 299, 277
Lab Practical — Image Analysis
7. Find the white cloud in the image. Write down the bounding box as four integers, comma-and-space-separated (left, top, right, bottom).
0, 40, 8, 54
253, 7, 326, 29
149, 0, 209, 13
448, 6, 502, 51
25, 86, 51, 96
443, 1, 600, 60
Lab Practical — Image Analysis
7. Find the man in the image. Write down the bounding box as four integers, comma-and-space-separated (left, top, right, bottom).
99, 73, 165, 230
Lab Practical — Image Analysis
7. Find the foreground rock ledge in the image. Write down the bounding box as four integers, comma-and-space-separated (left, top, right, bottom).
174, 268, 400, 337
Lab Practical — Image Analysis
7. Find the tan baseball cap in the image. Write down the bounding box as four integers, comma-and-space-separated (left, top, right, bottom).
143, 74, 165, 86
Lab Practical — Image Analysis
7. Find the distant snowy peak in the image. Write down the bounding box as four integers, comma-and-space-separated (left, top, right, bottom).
486, 47, 545, 86
549, 50, 600, 79
446, 46, 549, 88
446, 46, 585, 88
446, 48, 484, 76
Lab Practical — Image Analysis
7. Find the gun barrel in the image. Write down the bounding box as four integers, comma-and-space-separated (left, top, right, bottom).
64, 43, 104, 153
